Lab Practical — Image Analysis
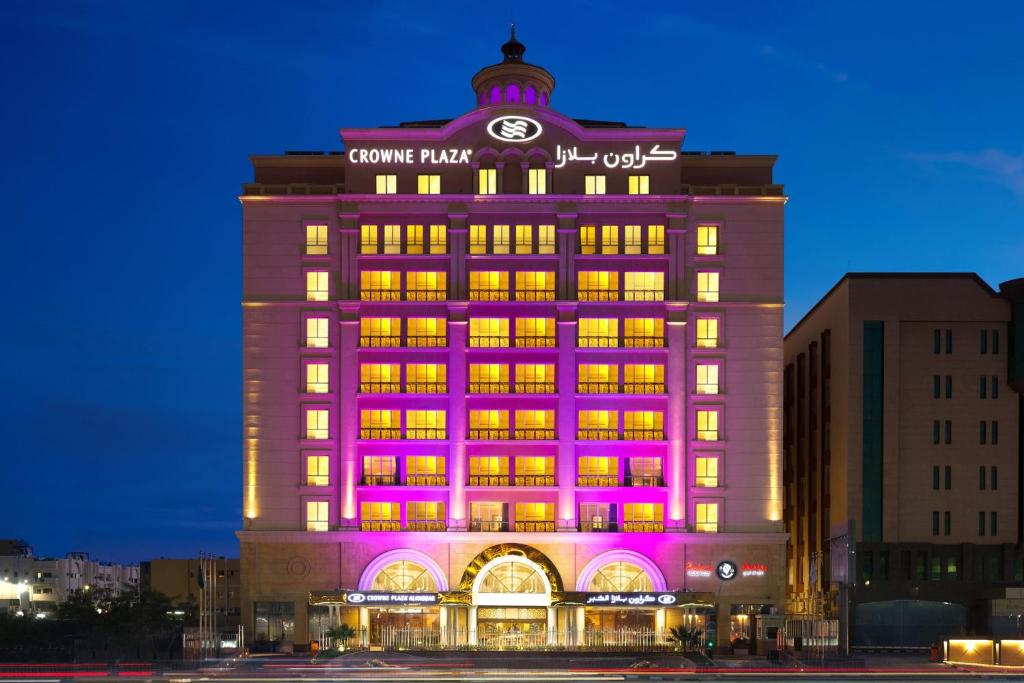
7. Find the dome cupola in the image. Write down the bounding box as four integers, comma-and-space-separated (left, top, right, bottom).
471, 25, 555, 108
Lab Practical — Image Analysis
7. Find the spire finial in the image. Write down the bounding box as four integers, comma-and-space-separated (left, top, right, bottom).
501, 23, 525, 63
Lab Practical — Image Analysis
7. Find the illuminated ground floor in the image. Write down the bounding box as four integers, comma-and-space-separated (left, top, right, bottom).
238, 530, 785, 651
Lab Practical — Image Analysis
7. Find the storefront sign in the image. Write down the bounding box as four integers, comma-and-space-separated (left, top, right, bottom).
741, 563, 768, 577
341, 591, 438, 605
583, 592, 677, 607
686, 561, 712, 577
716, 561, 738, 581
487, 115, 543, 143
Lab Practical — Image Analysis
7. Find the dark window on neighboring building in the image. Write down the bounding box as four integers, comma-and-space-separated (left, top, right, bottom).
933, 421, 940, 444
991, 466, 998, 490
945, 420, 952, 444
945, 375, 952, 398
932, 511, 940, 536
945, 465, 952, 490
979, 511, 986, 536
992, 330, 1000, 354
991, 512, 998, 537
934, 329, 941, 354
932, 466, 940, 490
980, 376, 987, 399
944, 510, 951, 536
934, 375, 941, 399
980, 421, 987, 445
946, 329, 953, 354
991, 376, 998, 399
916, 552, 927, 580
930, 557, 942, 581
980, 329, 988, 354
992, 421, 999, 444
980, 465, 987, 490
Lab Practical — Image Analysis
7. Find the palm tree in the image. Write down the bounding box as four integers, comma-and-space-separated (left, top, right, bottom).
667, 625, 701, 652
327, 624, 356, 651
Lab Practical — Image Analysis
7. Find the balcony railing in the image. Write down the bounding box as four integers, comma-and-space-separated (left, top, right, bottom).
406, 521, 446, 532
515, 290, 555, 302
360, 335, 401, 348
625, 475, 664, 487
577, 382, 618, 394
406, 474, 447, 486
579, 521, 618, 532
514, 428, 555, 440
622, 521, 664, 533
577, 475, 618, 487
469, 520, 508, 532
406, 428, 446, 440
515, 521, 556, 532
469, 382, 509, 394
362, 474, 399, 486
468, 428, 507, 440
469, 290, 509, 301
360, 428, 402, 440
514, 475, 555, 487
407, 335, 447, 348
360, 382, 401, 394
515, 336, 555, 348
623, 429, 664, 441
624, 336, 664, 348
515, 382, 555, 394
578, 429, 619, 441
578, 290, 619, 302
468, 475, 509, 486
578, 336, 618, 348
361, 521, 401, 531
623, 290, 664, 302
406, 382, 447, 394
406, 290, 446, 301
694, 477, 718, 488
623, 383, 664, 395
470, 336, 509, 348
361, 290, 401, 302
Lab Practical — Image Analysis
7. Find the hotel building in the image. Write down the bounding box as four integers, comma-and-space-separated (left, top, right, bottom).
784, 274, 1024, 645
239, 30, 786, 650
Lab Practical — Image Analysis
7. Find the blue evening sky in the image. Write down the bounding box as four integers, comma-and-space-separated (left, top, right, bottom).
1, 1, 1021, 563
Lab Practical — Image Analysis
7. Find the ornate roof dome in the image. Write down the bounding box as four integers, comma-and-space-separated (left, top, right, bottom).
471, 25, 555, 108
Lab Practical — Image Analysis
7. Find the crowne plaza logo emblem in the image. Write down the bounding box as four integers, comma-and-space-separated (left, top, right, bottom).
488, 115, 543, 143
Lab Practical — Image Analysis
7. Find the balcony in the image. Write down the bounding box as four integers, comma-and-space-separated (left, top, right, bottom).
360, 428, 402, 439
407, 335, 446, 348
360, 382, 401, 393
361, 521, 401, 531
578, 429, 619, 441
468, 428, 507, 440
623, 429, 664, 441
579, 520, 618, 532
624, 336, 664, 348
406, 428, 446, 440
406, 382, 447, 394
406, 290, 446, 302
623, 383, 664, 395
623, 290, 664, 302
469, 475, 509, 486
515, 521, 556, 532
361, 290, 401, 302
360, 335, 401, 348
622, 521, 664, 532
406, 521, 446, 532
470, 520, 508, 532
577, 475, 618, 487
469, 382, 509, 394
625, 475, 664, 487
578, 336, 618, 349
578, 290, 619, 302
469, 290, 509, 301
515, 382, 555, 394
470, 336, 509, 348
515, 336, 555, 348
362, 474, 399, 486
514, 475, 555, 487
514, 428, 555, 440
515, 290, 555, 302
577, 382, 618, 394
406, 474, 447, 486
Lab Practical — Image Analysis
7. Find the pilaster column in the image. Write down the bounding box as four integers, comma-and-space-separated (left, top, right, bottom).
665, 304, 687, 528
448, 303, 468, 530
666, 209, 688, 301
339, 304, 360, 526
556, 210, 577, 300
448, 210, 468, 300
556, 303, 578, 529
468, 605, 478, 645
339, 207, 361, 300
547, 606, 557, 644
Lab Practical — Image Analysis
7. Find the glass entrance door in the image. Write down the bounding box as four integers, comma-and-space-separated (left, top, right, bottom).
476, 607, 549, 649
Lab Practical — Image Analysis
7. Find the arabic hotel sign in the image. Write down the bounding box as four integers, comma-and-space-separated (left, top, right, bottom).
584, 592, 678, 607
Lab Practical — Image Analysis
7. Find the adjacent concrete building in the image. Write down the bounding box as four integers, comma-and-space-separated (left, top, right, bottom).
141, 557, 242, 629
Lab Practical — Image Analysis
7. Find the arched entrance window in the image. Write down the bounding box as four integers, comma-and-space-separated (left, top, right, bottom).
586, 561, 654, 592
370, 560, 438, 593
473, 555, 551, 606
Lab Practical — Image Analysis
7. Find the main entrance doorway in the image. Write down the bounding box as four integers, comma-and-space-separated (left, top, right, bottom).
471, 553, 553, 648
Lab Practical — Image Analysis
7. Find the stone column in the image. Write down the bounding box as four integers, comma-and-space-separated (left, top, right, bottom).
547, 606, 557, 645
448, 304, 469, 530
666, 209, 688, 301
468, 605, 478, 645
448, 210, 467, 300
556, 211, 577, 300
556, 303, 578, 528
339, 304, 360, 526
575, 605, 586, 646
665, 304, 687, 529
339, 206, 361, 300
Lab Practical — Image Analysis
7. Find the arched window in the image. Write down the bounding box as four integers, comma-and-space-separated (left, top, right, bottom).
523, 85, 537, 105
478, 557, 547, 594
371, 560, 438, 592
478, 90, 486, 106
506, 83, 521, 103
587, 561, 654, 592
490, 85, 502, 104
539, 91, 549, 107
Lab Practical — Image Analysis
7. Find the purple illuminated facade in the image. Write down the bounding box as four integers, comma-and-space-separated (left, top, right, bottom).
239, 31, 786, 651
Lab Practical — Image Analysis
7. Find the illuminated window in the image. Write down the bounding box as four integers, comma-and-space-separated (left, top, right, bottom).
470, 501, 507, 531
647, 225, 665, 254
429, 224, 447, 254
305, 363, 329, 393
405, 363, 446, 393
407, 501, 446, 530
697, 271, 720, 302
515, 456, 554, 486
601, 225, 619, 254
492, 224, 510, 254
624, 225, 642, 254
469, 457, 509, 486
624, 272, 664, 301
538, 224, 556, 254
578, 363, 618, 393
469, 363, 510, 394
628, 175, 650, 195
406, 410, 446, 440
360, 363, 400, 393
406, 224, 424, 254
696, 225, 719, 255
470, 317, 509, 348
478, 168, 497, 195
469, 409, 509, 440
306, 501, 329, 531
362, 455, 397, 485
406, 456, 446, 486
306, 271, 329, 301
406, 271, 447, 301
623, 364, 664, 394
469, 224, 487, 254
417, 174, 440, 194
469, 271, 509, 301
515, 502, 555, 531
515, 224, 533, 253
697, 409, 719, 441
406, 317, 446, 347
696, 364, 719, 394
578, 318, 618, 347
514, 409, 555, 439
585, 175, 606, 195
305, 408, 329, 440
306, 455, 329, 487
359, 317, 400, 348
360, 409, 400, 439
578, 410, 619, 440
515, 363, 554, 394
695, 457, 718, 488
623, 503, 663, 532
359, 270, 399, 301
360, 225, 378, 254
695, 502, 719, 533
580, 502, 614, 531
514, 317, 555, 347
578, 456, 618, 487
528, 168, 547, 194
627, 457, 662, 486
624, 410, 663, 440
580, 225, 597, 254
578, 271, 619, 301
624, 318, 664, 348
361, 501, 400, 531
515, 271, 554, 301
383, 224, 401, 254
375, 174, 397, 194
588, 562, 654, 591
696, 317, 720, 348
305, 224, 328, 255
306, 317, 329, 348
371, 559, 438, 591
